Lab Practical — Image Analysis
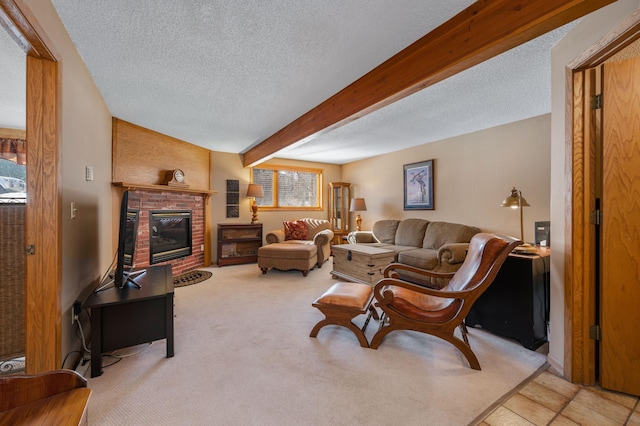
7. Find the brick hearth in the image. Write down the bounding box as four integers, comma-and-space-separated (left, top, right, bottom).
127, 190, 205, 276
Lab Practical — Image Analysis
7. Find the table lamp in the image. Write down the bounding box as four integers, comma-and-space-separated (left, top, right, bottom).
500, 187, 537, 253
350, 198, 367, 231
246, 183, 264, 224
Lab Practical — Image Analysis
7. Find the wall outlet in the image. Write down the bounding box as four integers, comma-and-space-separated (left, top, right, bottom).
71, 300, 82, 324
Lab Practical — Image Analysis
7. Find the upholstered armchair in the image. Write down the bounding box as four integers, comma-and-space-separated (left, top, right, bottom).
264, 218, 334, 267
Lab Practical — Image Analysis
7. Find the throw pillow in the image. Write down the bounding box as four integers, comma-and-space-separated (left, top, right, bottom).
284, 220, 308, 241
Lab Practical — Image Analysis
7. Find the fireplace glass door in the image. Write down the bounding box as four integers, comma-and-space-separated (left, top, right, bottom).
149, 210, 192, 264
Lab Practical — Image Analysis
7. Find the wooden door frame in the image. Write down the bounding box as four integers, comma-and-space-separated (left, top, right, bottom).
565, 10, 640, 384
0, 0, 60, 373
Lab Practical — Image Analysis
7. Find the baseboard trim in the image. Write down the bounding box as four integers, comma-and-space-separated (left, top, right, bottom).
547, 353, 564, 377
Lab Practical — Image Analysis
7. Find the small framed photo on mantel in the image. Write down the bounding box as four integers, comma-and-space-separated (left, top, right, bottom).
404, 159, 434, 210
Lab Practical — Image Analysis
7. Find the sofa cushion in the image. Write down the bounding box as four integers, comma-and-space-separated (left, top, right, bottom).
422, 221, 481, 250
395, 219, 429, 247
398, 248, 439, 270
284, 220, 308, 241
372, 220, 400, 244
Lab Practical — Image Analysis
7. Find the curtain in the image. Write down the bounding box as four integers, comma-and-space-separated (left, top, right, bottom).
0, 138, 26, 165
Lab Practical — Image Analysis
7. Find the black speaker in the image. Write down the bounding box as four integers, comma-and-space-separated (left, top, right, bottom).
534, 221, 550, 247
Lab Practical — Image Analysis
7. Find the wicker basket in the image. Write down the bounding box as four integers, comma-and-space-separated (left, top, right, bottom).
0, 205, 25, 360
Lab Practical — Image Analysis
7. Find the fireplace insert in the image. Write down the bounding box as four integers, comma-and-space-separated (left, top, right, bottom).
149, 210, 192, 264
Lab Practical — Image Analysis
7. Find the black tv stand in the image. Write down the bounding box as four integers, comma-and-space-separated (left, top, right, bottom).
83, 265, 174, 377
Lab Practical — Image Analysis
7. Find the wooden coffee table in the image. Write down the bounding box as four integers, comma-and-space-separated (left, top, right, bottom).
331, 244, 395, 285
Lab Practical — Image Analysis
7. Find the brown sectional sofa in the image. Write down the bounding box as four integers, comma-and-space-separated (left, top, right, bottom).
347, 218, 481, 287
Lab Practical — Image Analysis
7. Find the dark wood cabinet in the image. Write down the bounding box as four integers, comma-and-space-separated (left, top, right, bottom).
217, 223, 263, 266
466, 248, 550, 350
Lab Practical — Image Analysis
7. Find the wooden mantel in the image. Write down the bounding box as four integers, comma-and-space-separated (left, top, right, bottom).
113, 182, 217, 196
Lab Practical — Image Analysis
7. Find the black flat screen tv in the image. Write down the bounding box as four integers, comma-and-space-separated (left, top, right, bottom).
95, 190, 143, 292
115, 191, 140, 288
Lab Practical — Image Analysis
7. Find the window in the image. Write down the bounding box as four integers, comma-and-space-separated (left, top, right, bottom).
0, 158, 26, 204
251, 165, 323, 210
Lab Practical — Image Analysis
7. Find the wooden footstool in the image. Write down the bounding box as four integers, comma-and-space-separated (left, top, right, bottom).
310, 282, 379, 348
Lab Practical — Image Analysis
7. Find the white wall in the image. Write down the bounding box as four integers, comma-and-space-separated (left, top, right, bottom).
342, 115, 551, 243
24, 0, 114, 362
548, 0, 640, 376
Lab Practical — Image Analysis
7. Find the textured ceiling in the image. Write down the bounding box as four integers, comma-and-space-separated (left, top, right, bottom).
2, 2, 576, 164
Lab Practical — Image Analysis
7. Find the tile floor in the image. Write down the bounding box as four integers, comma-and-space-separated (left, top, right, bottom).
477, 367, 640, 425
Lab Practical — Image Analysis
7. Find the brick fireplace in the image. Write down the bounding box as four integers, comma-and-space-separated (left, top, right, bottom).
126, 190, 205, 276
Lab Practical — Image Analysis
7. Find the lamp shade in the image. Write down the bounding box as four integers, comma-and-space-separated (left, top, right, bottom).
500, 187, 530, 208
350, 198, 367, 212
246, 183, 264, 198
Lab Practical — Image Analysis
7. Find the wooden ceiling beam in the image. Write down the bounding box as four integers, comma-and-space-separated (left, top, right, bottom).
242, 0, 615, 167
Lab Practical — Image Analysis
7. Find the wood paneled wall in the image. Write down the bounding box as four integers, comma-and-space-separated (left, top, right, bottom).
112, 118, 212, 189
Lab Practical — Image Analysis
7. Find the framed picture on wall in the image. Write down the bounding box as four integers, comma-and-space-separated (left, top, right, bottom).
226, 179, 239, 192
226, 192, 239, 205
404, 159, 434, 210
226, 205, 239, 218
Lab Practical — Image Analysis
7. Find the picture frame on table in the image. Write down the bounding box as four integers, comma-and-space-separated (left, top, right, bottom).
404, 159, 434, 210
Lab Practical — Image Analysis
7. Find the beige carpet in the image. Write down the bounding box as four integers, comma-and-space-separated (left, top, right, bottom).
85, 260, 547, 425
